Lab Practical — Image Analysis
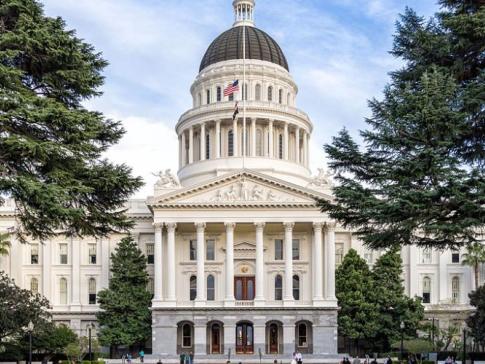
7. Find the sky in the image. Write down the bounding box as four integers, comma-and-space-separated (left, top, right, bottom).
40, 0, 439, 198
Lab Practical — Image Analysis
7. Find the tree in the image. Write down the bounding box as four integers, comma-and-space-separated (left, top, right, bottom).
371, 249, 425, 351
64, 336, 100, 364
336, 249, 380, 353
467, 285, 485, 350
392, 339, 434, 363
462, 243, 485, 288
0, 233, 10, 256
28, 323, 77, 362
319, 2, 485, 250
0, 0, 143, 243
96, 236, 151, 354
0, 271, 51, 343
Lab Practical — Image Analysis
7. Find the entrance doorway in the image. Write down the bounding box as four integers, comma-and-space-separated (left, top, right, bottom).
269, 323, 279, 354
236, 322, 254, 354
211, 323, 221, 354
234, 276, 255, 300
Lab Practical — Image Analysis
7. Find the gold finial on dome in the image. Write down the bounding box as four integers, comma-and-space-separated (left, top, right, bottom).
233, 0, 255, 27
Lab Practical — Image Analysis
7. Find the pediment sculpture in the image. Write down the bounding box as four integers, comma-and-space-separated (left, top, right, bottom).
153, 169, 181, 189
212, 178, 283, 203
308, 168, 333, 188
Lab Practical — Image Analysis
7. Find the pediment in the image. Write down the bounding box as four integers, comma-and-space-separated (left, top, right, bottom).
148, 171, 328, 208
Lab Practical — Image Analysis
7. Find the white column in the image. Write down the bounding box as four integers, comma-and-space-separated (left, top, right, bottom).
439, 251, 448, 303
166, 223, 177, 303
251, 118, 257, 157
295, 127, 300, 164
313, 222, 324, 303
283, 222, 294, 303
42, 241, 51, 299
153, 223, 163, 303
71, 237, 81, 310
224, 222, 235, 305
408, 246, 417, 297
181, 132, 186, 167
195, 222, 206, 304
268, 119, 274, 158
303, 131, 308, 166
255, 222, 265, 305
215, 120, 221, 158
101, 238, 110, 289
283, 122, 289, 160
188, 126, 194, 164
233, 118, 238, 157
325, 222, 336, 301
178, 135, 182, 169
305, 132, 310, 167
200, 123, 206, 161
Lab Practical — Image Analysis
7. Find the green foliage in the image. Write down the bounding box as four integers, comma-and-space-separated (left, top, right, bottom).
0, 233, 10, 256
461, 243, 485, 288
336, 249, 380, 342
29, 323, 78, 357
64, 336, 100, 364
466, 285, 485, 347
319, 1, 485, 250
392, 339, 434, 355
0, 271, 51, 342
0, 0, 143, 243
96, 236, 151, 350
371, 249, 424, 350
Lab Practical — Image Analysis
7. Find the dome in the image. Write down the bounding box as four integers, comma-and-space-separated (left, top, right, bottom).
199, 26, 289, 72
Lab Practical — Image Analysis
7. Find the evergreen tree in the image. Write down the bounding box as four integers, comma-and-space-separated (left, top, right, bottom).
319, 2, 485, 250
466, 285, 485, 350
336, 249, 380, 351
0, 0, 143, 243
96, 236, 151, 354
371, 249, 424, 351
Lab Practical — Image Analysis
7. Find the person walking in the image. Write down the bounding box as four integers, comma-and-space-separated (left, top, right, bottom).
189, 351, 194, 364
139, 350, 145, 364
127, 353, 132, 364
296, 351, 303, 364
353, 356, 361, 364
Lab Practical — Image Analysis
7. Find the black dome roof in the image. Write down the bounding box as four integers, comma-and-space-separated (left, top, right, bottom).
199, 26, 289, 72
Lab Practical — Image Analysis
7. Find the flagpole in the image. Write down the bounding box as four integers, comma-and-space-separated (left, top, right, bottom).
242, 21, 246, 169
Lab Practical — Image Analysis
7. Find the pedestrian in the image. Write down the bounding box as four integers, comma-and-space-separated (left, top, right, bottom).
189, 351, 194, 364
296, 351, 303, 364
345, 357, 352, 364
291, 352, 297, 364
353, 356, 360, 364
127, 353, 132, 364
385, 356, 392, 364
139, 350, 145, 363
371, 358, 378, 364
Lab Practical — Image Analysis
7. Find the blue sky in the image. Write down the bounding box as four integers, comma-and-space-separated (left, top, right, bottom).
41, 0, 438, 197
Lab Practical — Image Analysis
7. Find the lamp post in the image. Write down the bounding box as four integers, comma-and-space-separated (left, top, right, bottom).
27, 321, 34, 364
400, 321, 405, 362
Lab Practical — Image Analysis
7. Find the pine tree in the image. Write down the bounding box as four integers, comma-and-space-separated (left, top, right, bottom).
336, 249, 380, 352
466, 285, 485, 350
371, 249, 424, 351
319, 2, 485, 250
0, 0, 143, 243
96, 236, 151, 354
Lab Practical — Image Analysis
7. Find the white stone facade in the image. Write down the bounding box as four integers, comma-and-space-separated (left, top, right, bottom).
0, 0, 482, 359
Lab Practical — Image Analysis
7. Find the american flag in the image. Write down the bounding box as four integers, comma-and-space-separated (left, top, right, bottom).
232, 102, 239, 121
224, 80, 239, 96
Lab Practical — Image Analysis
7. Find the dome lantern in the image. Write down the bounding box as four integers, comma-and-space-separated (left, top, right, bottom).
233, 0, 255, 27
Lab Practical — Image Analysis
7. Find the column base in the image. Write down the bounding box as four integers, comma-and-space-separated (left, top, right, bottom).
325, 297, 338, 307
224, 299, 235, 307
152, 300, 177, 308
312, 297, 326, 306
254, 298, 265, 307
70, 304, 81, 312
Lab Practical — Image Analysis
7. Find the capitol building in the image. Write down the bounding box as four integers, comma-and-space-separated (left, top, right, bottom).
0, 0, 482, 360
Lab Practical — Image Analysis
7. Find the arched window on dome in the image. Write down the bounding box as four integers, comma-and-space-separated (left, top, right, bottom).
256, 129, 263, 156
287, 92, 291, 106
268, 86, 273, 102
30, 277, 39, 294
205, 133, 210, 160
255, 84, 261, 101
279, 89, 283, 104
198, 93, 202, 106
275, 274, 283, 301
217, 86, 222, 102
278, 134, 283, 159
206, 89, 211, 104
228, 129, 234, 157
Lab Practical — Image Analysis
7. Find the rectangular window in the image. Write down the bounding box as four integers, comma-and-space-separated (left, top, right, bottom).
335, 243, 344, 265
190, 240, 197, 261
451, 252, 460, 264
275, 239, 283, 260
146, 243, 154, 264
59, 243, 68, 264
423, 292, 431, 304
292, 239, 300, 260
88, 243, 97, 264
31, 244, 39, 265
206, 240, 215, 261
206, 89, 210, 104
89, 294, 96, 305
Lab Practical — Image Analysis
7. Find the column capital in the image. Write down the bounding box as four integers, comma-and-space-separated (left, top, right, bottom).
215, 118, 221, 123
195, 222, 206, 230
268, 119, 274, 124
313, 222, 325, 230
200, 121, 206, 127
325, 221, 336, 231
283, 222, 295, 231
254, 222, 266, 229
153, 222, 164, 229
224, 222, 236, 229
166, 223, 177, 231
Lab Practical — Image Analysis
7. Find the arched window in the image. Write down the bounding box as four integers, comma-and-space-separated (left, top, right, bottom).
422, 276, 431, 303
293, 275, 300, 300
287, 92, 291, 106
275, 274, 283, 301
206, 89, 211, 104
452, 276, 460, 303
255, 84, 261, 101
198, 93, 202, 106
205, 133, 210, 160
88, 278, 96, 304
297, 323, 307, 347
278, 89, 283, 104
207, 275, 215, 301
228, 129, 234, 157
216, 86, 222, 102
278, 134, 283, 159
190, 276, 197, 301
256, 129, 263, 156
268, 86, 273, 102
30, 277, 38, 294
182, 323, 192, 347
60, 278, 68, 304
